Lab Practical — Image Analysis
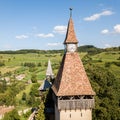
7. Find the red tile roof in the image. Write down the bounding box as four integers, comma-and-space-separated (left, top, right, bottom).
64, 18, 78, 44
52, 52, 95, 96
52, 14, 95, 97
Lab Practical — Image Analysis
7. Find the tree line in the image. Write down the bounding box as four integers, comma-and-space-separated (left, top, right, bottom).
0, 46, 119, 54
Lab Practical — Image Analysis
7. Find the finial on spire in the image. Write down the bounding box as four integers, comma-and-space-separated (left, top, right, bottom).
69, 8, 73, 18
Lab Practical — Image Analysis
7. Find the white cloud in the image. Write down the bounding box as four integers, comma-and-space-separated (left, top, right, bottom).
114, 24, 120, 34
16, 35, 29, 39
47, 42, 62, 46
36, 33, 54, 38
53, 25, 67, 34
104, 44, 111, 48
101, 24, 120, 35
84, 10, 113, 21
101, 10, 113, 16
101, 29, 109, 34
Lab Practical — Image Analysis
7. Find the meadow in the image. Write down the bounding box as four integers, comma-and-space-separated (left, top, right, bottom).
0, 46, 120, 119
0, 53, 62, 80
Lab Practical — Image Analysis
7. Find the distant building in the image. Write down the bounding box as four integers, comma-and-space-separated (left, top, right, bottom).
38, 60, 54, 119
38, 60, 53, 92
46, 60, 54, 80
38, 79, 51, 92
52, 9, 95, 120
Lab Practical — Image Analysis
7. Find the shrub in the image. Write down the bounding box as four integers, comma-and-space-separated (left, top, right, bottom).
105, 62, 111, 67
3, 109, 20, 120
0, 61, 5, 66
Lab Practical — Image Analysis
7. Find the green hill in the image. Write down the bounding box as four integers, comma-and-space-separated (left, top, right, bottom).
0, 45, 120, 119
78, 45, 103, 54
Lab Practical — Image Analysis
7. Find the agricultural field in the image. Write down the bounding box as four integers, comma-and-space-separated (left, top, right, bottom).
0, 46, 120, 119
91, 51, 120, 79
0, 53, 62, 80
0, 52, 87, 81
0, 52, 63, 119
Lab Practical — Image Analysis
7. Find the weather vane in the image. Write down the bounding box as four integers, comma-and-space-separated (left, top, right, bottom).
69, 8, 73, 17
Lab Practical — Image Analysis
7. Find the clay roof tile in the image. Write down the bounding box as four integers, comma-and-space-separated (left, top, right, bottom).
64, 18, 78, 44
52, 53, 95, 96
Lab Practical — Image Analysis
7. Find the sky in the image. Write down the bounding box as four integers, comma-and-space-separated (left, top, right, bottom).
0, 0, 120, 50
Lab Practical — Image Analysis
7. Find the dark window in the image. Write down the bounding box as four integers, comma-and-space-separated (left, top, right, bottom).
81, 113, 82, 117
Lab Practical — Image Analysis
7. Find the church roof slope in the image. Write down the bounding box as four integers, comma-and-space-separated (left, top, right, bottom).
39, 79, 51, 91
64, 18, 78, 44
52, 52, 95, 96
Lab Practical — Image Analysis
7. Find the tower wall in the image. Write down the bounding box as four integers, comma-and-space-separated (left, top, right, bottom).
55, 99, 92, 120
55, 104, 60, 120
55, 107, 92, 120
60, 109, 92, 120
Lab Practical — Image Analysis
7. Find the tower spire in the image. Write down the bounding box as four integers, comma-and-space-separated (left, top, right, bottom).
46, 59, 54, 79
52, 9, 95, 120
64, 8, 78, 44
69, 8, 73, 18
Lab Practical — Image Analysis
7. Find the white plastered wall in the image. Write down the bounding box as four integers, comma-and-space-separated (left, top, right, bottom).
55, 108, 92, 120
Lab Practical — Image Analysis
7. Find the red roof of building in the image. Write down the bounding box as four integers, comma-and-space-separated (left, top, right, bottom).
64, 18, 78, 44
52, 52, 95, 96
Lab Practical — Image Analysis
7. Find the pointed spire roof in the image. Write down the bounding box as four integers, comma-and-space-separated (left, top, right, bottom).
52, 53, 95, 96
52, 9, 95, 96
46, 60, 54, 77
64, 8, 78, 44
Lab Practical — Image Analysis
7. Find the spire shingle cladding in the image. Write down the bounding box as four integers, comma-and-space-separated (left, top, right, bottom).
52, 52, 95, 96
64, 18, 78, 44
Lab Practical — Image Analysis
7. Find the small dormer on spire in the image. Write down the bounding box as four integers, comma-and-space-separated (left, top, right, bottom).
46, 60, 54, 80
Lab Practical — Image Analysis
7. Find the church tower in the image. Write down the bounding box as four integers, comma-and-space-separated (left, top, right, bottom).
52, 9, 95, 120
46, 59, 54, 80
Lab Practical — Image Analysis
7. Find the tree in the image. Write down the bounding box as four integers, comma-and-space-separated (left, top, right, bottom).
22, 92, 27, 101
0, 61, 5, 66
31, 74, 37, 83
0, 79, 7, 93
36, 102, 45, 120
27, 83, 40, 107
3, 109, 20, 120
85, 64, 120, 120
38, 62, 42, 67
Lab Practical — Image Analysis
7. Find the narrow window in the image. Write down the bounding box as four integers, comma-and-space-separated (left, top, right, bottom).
70, 114, 71, 118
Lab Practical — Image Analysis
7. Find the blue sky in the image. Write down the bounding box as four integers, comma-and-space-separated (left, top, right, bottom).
0, 0, 120, 50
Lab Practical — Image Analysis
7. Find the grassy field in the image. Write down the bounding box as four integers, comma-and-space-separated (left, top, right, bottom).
0, 49, 120, 119
0, 50, 120, 93
0, 51, 119, 79
0, 53, 62, 80
16, 83, 33, 108
92, 51, 120, 62
92, 51, 120, 79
